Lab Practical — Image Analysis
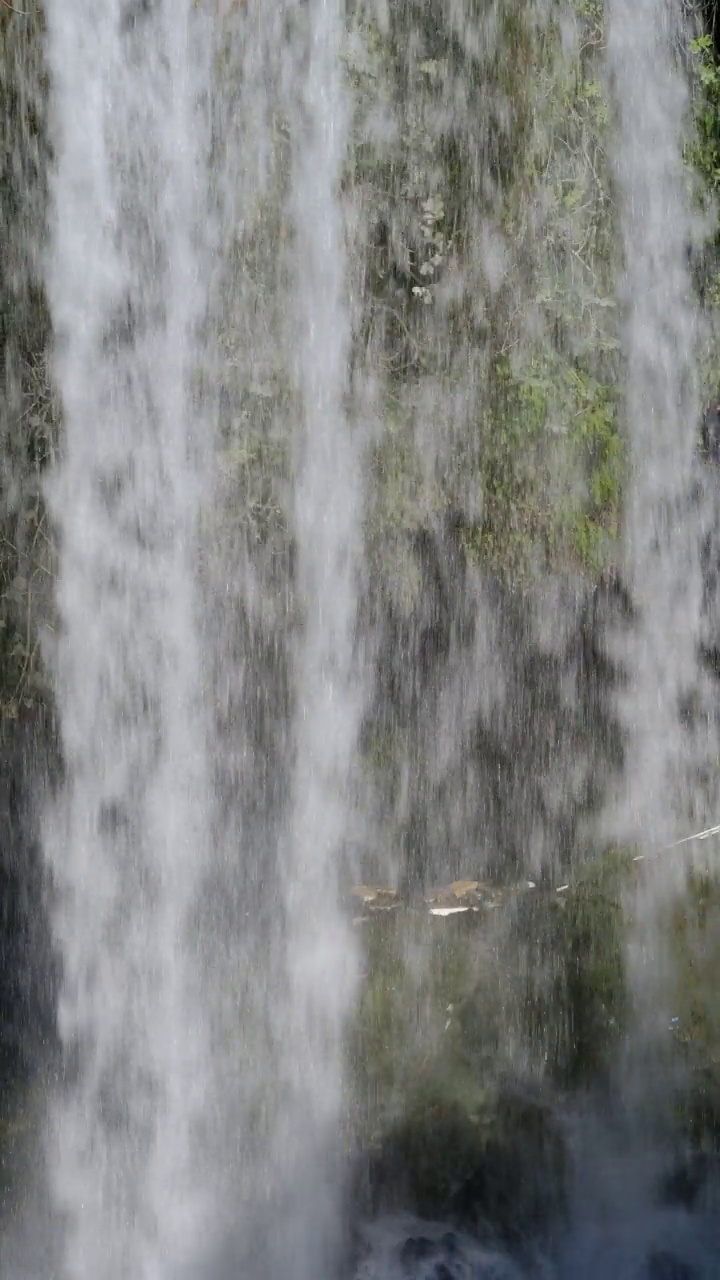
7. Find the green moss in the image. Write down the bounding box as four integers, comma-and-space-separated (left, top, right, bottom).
687, 36, 720, 194
454, 356, 621, 579
345, 0, 622, 586
348, 911, 507, 1144
0, 9, 55, 716
669, 870, 720, 1145
221, 426, 289, 549
363, 1084, 567, 1245
513, 846, 635, 1086
566, 513, 609, 572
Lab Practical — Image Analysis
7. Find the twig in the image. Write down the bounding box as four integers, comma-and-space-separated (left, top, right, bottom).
554, 821, 720, 895
0, 1, 30, 17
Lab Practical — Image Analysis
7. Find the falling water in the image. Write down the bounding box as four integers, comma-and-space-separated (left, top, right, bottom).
35, 0, 363, 1275
270, 0, 362, 1273
572, 0, 715, 1244
605, 0, 703, 851
602, 0, 713, 1121
41, 2, 215, 1274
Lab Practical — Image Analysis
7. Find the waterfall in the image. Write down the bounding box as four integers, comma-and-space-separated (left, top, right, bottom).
271, 0, 362, 1272
4, 0, 720, 1275
602, 0, 715, 1106
585, 0, 719, 1219
42, 2, 216, 1274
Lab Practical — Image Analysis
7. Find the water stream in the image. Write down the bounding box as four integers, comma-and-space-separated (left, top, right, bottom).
41, 3, 216, 1274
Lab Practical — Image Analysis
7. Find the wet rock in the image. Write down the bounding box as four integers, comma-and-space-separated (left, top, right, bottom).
425, 880, 485, 910
352, 1218, 523, 1280
351, 876, 539, 922
667, 871, 720, 1148
351, 886, 401, 919
119, 0, 152, 32
433, 1265, 453, 1280
701, 402, 720, 464
660, 1152, 717, 1210
399, 1237, 436, 1269
424, 880, 537, 915
440, 1233, 459, 1256
423, 885, 481, 917
645, 1251, 697, 1280
362, 1087, 566, 1247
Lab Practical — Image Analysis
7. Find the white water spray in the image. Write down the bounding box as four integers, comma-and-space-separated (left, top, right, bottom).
42, 3, 215, 1274
605, 0, 703, 852
270, 0, 363, 1272
38, 0, 363, 1275
601, 0, 711, 1187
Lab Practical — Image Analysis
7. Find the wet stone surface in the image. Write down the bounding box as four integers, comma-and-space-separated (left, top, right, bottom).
353, 1217, 528, 1280
645, 1253, 698, 1280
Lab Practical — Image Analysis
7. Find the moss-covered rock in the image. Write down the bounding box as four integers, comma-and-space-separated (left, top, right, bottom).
346, 849, 639, 1245
356, 1083, 567, 1250
0, 1071, 45, 1232
667, 869, 720, 1149
0, 4, 56, 719
347, 908, 510, 1145
344, 0, 622, 589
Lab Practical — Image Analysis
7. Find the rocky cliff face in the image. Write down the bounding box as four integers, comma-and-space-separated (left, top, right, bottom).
0, 8, 56, 1086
